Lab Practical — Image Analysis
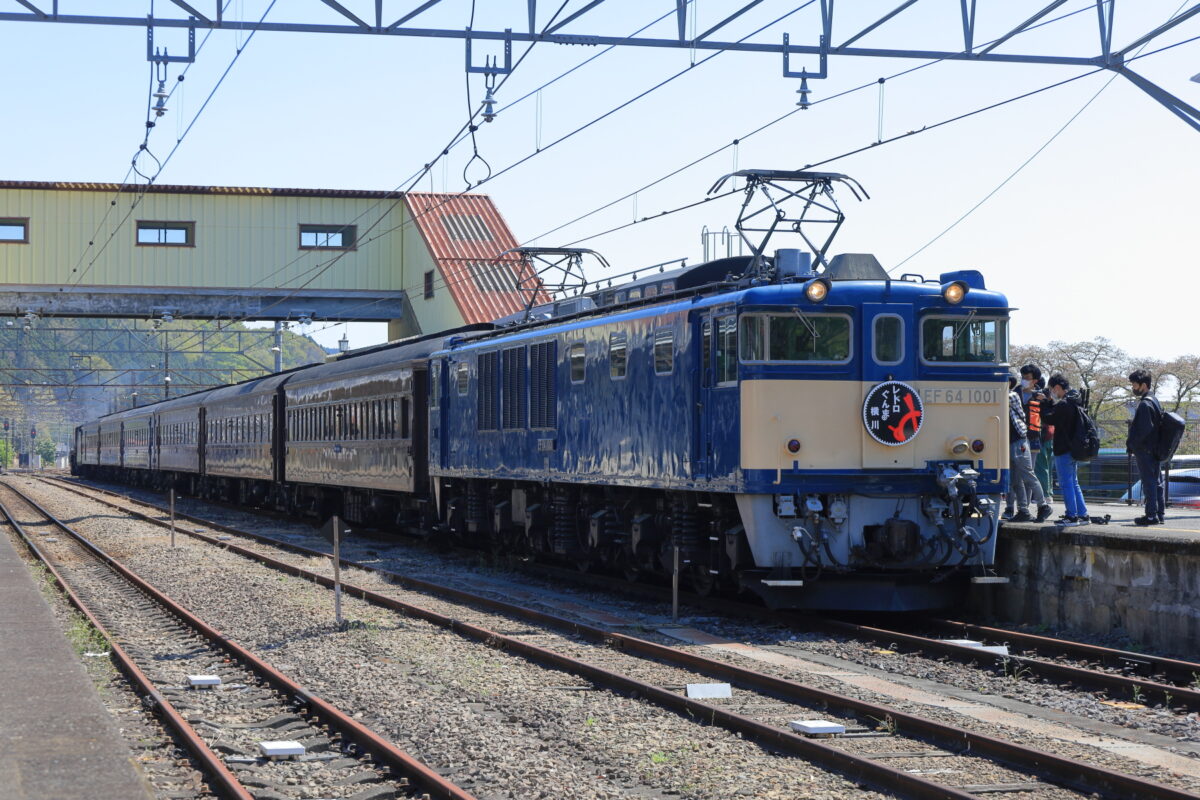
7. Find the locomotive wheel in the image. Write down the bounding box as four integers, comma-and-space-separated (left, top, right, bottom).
689, 567, 718, 597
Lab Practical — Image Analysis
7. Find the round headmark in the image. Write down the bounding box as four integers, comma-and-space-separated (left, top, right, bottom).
863, 381, 924, 446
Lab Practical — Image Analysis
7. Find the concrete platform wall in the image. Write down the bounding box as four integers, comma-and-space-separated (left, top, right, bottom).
988, 527, 1200, 659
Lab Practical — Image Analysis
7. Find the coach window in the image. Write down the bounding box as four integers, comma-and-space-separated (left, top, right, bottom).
401, 397, 411, 439
873, 315, 904, 365
568, 343, 586, 384
715, 316, 738, 384
456, 362, 470, 395
609, 333, 627, 380
653, 330, 674, 375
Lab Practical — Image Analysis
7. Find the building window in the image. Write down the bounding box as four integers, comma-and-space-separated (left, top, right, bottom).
299, 224, 356, 250
609, 332, 627, 380
424, 270, 435, 299
441, 213, 493, 241
136, 220, 194, 247
653, 329, 674, 375
0, 217, 29, 244
568, 343, 585, 384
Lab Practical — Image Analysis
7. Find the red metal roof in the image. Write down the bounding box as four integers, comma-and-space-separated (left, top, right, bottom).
404, 192, 549, 324
0, 179, 406, 199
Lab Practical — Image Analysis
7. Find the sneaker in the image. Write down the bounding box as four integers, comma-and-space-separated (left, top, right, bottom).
1133, 515, 1161, 526
1075, 516, 1091, 526
1010, 510, 1033, 523
1036, 505, 1053, 523
1001, 510, 1015, 521
1058, 517, 1080, 527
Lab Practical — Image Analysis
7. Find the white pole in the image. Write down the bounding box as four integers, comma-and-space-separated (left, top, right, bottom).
169, 489, 176, 548
332, 515, 343, 628
672, 545, 680, 623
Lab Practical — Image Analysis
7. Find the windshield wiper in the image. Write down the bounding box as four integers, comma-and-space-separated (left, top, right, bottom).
952, 309, 978, 343
792, 307, 820, 342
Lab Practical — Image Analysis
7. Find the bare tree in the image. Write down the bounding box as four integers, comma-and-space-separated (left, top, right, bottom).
1161, 354, 1200, 413
1042, 337, 1128, 419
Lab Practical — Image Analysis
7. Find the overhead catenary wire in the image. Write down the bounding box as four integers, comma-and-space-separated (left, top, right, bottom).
890, 0, 1195, 274
525, 0, 1102, 252
166, 0, 807, 353
68, 0, 279, 290
64, 0, 237, 288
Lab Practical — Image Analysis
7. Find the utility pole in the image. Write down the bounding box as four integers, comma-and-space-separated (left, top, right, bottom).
273, 321, 283, 373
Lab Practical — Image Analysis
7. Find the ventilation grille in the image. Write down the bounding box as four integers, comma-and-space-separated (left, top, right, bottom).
502, 346, 528, 429
530, 341, 557, 429
478, 351, 499, 430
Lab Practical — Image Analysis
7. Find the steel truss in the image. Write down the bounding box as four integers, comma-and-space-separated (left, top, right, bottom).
0, 320, 284, 407
3, 1, 1198, 129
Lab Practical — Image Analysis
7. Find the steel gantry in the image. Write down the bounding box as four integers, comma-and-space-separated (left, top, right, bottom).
3, 1, 1198, 130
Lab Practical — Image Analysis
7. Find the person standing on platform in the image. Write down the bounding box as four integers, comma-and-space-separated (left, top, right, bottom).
1004, 371, 1051, 523
1041, 374, 1089, 527
1021, 364, 1054, 504
1126, 368, 1166, 526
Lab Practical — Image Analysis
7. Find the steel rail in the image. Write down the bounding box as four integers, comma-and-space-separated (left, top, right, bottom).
927, 618, 1200, 687
804, 616, 1200, 711
0, 494, 255, 800
39, 476, 1200, 800
2, 480, 478, 800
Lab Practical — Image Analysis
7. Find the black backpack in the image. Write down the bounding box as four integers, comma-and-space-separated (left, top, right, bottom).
1156, 410, 1186, 463
1069, 404, 1102, 462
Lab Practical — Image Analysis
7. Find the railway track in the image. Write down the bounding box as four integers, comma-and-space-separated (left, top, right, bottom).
0, 479, 475, 800
33, 475, 1200, 800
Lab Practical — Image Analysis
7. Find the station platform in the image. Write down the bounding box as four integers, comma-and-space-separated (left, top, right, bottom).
0, 532, 153, 799
993, 501, 1200, 659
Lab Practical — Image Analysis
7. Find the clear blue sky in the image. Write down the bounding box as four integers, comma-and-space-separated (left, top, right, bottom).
1, 1, 1196, 360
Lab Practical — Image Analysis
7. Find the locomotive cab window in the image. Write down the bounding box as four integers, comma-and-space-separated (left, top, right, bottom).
738, 313, 851, 364
921, 316, 1007, 364
873, 315, 904, 365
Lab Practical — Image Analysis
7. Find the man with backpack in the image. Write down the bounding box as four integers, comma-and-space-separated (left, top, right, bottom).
1041, 374, 1091, 526
1126, 369, 1165, 526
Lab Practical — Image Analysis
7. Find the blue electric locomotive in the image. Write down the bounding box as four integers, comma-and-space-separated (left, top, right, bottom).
74, 171, 1011, 610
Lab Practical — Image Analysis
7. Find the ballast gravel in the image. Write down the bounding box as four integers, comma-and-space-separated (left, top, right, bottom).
37, 475, 1200, 795
23, 478, 894, 800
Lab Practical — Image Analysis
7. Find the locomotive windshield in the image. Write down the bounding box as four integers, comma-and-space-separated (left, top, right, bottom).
920, 315, 1008, 363
738, 313, 852, 363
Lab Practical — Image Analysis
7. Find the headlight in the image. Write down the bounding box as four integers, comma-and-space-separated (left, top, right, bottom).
941, 280, 968, 305
804, 278, 831, 303
946, 436, 970, 456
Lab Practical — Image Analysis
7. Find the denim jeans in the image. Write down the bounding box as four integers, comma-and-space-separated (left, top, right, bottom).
1134, 450, 1165, 519
1008, 439, 1044, 511
1054, 452, 1087, 519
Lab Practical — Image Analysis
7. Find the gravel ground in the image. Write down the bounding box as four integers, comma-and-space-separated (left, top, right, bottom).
20, 477, 903, 800
42, 476, 1200, 795
4, 522, 218, 800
